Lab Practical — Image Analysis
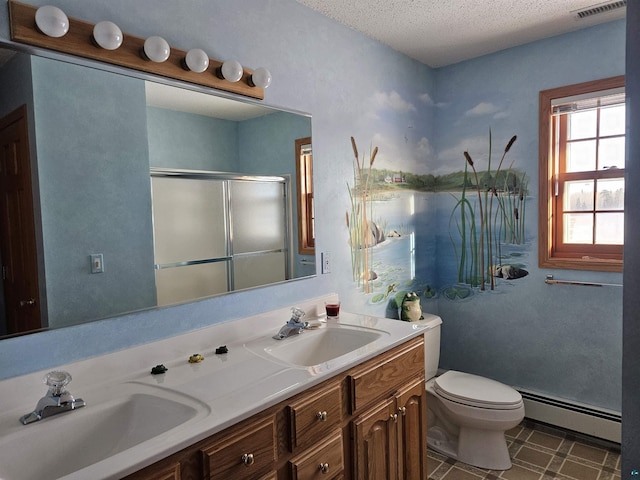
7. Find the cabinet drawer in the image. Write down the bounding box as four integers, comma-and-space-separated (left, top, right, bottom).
347, 336, 424, 415
201, 415, 276, 480
289, 431, 344, 480
288, 382, 342, 451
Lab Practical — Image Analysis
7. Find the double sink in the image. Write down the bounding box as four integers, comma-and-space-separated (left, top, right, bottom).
0, 312, 414, 479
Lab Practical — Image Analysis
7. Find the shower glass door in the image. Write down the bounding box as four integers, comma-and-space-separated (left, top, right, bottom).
151, 170, 289, 306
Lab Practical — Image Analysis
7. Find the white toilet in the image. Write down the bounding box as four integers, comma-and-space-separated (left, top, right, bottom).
418, 314, 525, 470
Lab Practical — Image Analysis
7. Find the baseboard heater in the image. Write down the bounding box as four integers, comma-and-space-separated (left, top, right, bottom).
517, 389, 621, 444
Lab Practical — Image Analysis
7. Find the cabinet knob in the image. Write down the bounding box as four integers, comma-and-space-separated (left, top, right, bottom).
398, 406, 407, 416
319, 462, 330, 474
316, 411, 328, 421
20, 298, 36, 307
390, 413, 398, 422
241, 453, 255, 466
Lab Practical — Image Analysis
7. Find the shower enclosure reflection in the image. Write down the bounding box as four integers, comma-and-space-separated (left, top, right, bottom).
151, 171, 290, 306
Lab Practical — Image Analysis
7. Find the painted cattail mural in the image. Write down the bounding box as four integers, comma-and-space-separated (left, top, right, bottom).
347, 136, 379, 293
450, 132, 527, 290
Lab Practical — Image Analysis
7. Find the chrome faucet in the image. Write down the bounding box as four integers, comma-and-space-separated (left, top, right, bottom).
20, 371, 85, 425
273, 307, 309, 340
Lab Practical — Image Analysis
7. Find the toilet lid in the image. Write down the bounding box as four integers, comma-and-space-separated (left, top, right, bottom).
434, 371, 523, 410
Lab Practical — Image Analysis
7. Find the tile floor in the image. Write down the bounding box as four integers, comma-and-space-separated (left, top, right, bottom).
427, 420, 621, 480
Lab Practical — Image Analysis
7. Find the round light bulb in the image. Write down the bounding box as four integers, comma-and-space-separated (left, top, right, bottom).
35, 5, 69, 38
220, 60, 243, 82
250, 67, 272, 89
92, 21, 123, 50
143, 36, 170, 63
184, 48, 209, 73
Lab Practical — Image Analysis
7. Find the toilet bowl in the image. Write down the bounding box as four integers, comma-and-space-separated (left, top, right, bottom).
426, 370, 524, 469
417, 315, 525, 470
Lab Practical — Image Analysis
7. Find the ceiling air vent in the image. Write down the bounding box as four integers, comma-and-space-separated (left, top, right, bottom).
575, 1, 626, 19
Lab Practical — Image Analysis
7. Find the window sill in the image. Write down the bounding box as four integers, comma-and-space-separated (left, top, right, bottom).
539, 255, 623, 272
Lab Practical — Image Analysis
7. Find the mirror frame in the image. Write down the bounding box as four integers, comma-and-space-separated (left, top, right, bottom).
0, 39, 314, 339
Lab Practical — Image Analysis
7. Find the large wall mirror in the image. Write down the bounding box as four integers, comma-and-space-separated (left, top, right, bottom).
0, 45, 314, 339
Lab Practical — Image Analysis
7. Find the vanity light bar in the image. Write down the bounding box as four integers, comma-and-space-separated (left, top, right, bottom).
8, 1, 268, 100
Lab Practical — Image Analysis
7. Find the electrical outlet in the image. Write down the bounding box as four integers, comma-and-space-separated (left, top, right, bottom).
321, 251, 331, 274
90, 253, 104, 274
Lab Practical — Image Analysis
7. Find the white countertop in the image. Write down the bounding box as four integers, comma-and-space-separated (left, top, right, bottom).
0, 295, 434, 480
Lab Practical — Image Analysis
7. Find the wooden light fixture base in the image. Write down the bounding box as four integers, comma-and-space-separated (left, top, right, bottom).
8, 1, 265, 100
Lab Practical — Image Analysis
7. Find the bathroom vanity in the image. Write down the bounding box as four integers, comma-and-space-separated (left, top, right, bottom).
126, 334, 426, 480
0, 296, 429, 480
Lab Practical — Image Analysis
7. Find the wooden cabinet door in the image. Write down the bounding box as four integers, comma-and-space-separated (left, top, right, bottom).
396, 377, 428, 480
352, 397, 398, 480
0, 106, 41, 335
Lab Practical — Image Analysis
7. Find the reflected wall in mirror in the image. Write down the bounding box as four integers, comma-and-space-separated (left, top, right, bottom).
0, 47, 314, 339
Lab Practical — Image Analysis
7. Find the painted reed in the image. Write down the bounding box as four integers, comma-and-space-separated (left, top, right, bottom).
450, 132, 523, 290
346, 136, 378, 293
463, 150, 486, 289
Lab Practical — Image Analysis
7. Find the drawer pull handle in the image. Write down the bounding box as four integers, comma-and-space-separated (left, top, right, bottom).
398, 406, 407, 416
319, 462, 330, 474
316, 411, 328, 421
241, 453, 255, 466
390, 413, 398, 422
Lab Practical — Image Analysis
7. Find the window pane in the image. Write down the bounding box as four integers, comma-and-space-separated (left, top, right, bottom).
567, 139, 596, 172
595, 212, 624, 244
568, 110, 597, 139
599, 137, 625, 169
541, 78, 625, 269
596, 178, 625, 210
564, 213, 593, 244
600, 104, 625, 136
564, 180, 594, 211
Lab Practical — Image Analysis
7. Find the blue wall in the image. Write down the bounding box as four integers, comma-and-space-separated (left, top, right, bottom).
0, 0, 432, 378
32, 57, 157, 328
432, 22, 625, 411
147, 107, 239, 171
0, 0, 626, 419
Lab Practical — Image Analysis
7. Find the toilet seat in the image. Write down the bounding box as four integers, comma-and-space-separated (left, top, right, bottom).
434, 371, 523, 410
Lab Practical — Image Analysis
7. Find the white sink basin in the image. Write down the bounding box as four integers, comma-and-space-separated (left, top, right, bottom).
0, 382, 210, 480
248, 324, 386, 367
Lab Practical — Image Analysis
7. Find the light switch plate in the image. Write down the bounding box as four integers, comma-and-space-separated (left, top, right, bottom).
90, 253, 104, 273
321, 251, 331, 274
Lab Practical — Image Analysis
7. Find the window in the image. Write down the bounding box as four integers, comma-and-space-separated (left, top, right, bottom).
295, 137, 314, 255
539, 76, 625, 272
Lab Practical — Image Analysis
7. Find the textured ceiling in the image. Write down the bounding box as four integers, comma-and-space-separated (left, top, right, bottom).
293, 0, 627, 67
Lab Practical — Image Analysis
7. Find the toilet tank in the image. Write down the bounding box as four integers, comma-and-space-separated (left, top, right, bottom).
414, 314, 442, 380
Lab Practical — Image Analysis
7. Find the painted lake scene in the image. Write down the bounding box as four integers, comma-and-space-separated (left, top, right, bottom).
346, 135, 531, 313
